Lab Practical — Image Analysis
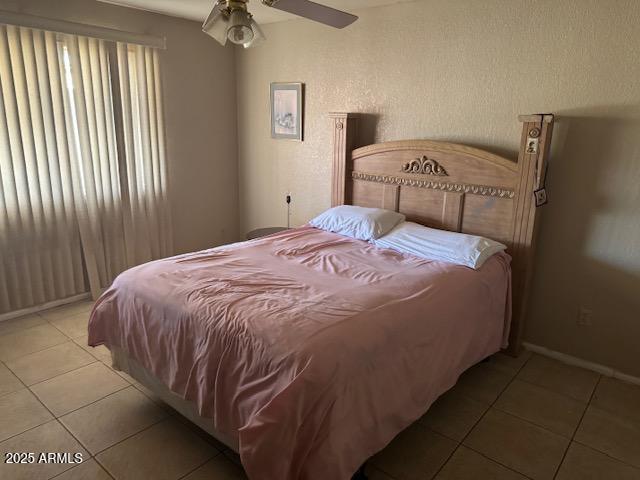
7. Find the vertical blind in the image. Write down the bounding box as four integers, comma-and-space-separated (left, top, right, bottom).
0, 24, 172, 315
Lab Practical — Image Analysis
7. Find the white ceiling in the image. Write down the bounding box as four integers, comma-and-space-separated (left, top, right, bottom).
98, 0, 413, 24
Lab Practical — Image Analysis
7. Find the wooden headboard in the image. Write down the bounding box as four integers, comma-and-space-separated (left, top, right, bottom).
329, 113, 554, 355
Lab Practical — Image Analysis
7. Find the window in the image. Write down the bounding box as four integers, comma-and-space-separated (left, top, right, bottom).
0, 24, 171, 316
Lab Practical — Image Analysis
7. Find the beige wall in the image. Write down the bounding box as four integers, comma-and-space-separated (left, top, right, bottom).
2, 0, 239, 254
237, 1, 640, 375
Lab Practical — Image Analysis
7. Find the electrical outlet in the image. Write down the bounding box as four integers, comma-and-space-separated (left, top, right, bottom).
577, 307, 593, 326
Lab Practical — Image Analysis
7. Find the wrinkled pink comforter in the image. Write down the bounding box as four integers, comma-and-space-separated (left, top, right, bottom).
89, 226, 511, 480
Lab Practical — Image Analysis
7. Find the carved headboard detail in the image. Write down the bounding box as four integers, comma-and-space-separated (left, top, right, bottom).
401, 156, 448, 176
329, 112, 554, 356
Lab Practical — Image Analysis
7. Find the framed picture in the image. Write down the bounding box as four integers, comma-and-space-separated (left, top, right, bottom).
270, 82, 303, 141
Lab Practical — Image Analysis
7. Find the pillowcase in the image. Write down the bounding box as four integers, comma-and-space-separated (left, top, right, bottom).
372, 221, 506, 269
309, 205, 405, 241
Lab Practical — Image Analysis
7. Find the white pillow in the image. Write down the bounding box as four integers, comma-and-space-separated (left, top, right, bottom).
309, 205, 405, 241
372, 222, 506, 269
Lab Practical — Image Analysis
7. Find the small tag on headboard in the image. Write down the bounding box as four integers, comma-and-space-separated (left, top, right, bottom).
534, 188, 548, 207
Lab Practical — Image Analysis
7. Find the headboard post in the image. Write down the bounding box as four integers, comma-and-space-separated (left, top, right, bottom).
508, 114, 555, 355
329, 113, 358, 206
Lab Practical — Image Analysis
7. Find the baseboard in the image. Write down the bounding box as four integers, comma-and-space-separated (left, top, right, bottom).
523, 342, 640, 387
0, 293, 91, 322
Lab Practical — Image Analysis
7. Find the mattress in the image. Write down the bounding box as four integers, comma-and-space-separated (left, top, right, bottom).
89, 226, 511, 480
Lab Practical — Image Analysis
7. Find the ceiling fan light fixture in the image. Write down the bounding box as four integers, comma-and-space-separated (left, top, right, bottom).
227, 8, 254, 45
242, 18, 266, 48
202, 2, 229, 45
204, 0, 358, 48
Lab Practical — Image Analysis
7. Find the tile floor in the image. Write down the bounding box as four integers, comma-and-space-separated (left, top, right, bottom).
1, 302, 639, 479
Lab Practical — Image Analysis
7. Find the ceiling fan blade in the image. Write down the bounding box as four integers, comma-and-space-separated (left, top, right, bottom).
202, 1, 229, 45
265, 0, 358, 29
243, 19, 266, 49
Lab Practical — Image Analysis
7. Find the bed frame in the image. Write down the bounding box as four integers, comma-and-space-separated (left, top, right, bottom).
329, 113, 554, 355
110, 114, 554, 480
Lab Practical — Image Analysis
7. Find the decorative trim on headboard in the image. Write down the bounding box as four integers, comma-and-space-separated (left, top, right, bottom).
352, 171, 516, 199
401, 156, 448, 176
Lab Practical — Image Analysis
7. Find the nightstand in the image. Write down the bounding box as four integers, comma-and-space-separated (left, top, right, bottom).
246, 227, 289, 240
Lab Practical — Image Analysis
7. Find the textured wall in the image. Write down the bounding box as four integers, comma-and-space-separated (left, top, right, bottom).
237, 1, 640, 375
2, 0, 239, 254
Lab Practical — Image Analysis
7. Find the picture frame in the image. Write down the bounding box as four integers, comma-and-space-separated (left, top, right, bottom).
270, 82, 303, 141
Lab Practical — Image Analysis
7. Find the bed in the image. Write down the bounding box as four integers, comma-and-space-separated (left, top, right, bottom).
88, 113, 554, 480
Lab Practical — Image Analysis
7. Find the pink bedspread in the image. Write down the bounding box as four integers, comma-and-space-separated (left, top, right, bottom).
88, 226, 511, 480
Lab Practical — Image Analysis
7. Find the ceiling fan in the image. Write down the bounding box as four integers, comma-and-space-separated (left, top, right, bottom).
202, 0, 358, 48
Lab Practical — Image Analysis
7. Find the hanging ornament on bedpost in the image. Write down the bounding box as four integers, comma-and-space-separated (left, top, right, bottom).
329, 113, 358, 207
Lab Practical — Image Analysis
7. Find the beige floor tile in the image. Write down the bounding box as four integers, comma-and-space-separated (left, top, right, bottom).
0, 420, 87, 480
93, 368, 176, 418
0, 314, 46, 336
31, 362, 128, 416
182, 454, 247, 480
419, 389, 489, 441
6, 342, 96, 386
48, 312, 90, 339
0, 388, 53, 441
52, 459, 112, 480
494, 379, 586, 437
452, 362, 513, 404
97, 417, 217, 480
517, 355, 599, 403
575, 406, 640, 468
60, 386, 168, 454
0, 362, 23, 397
556, 442, 640, 480
435, 446, 528, 480
372, 423, 457, 480
488, 350, 532, 376
0, 324, 68, 362
72, 335, 112, 363
592, 376, 640, 423
38, 301, 93, 323
464, 409, 569, 480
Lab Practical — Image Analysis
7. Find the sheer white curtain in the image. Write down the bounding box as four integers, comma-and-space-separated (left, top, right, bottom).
0, 25, 172, 316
